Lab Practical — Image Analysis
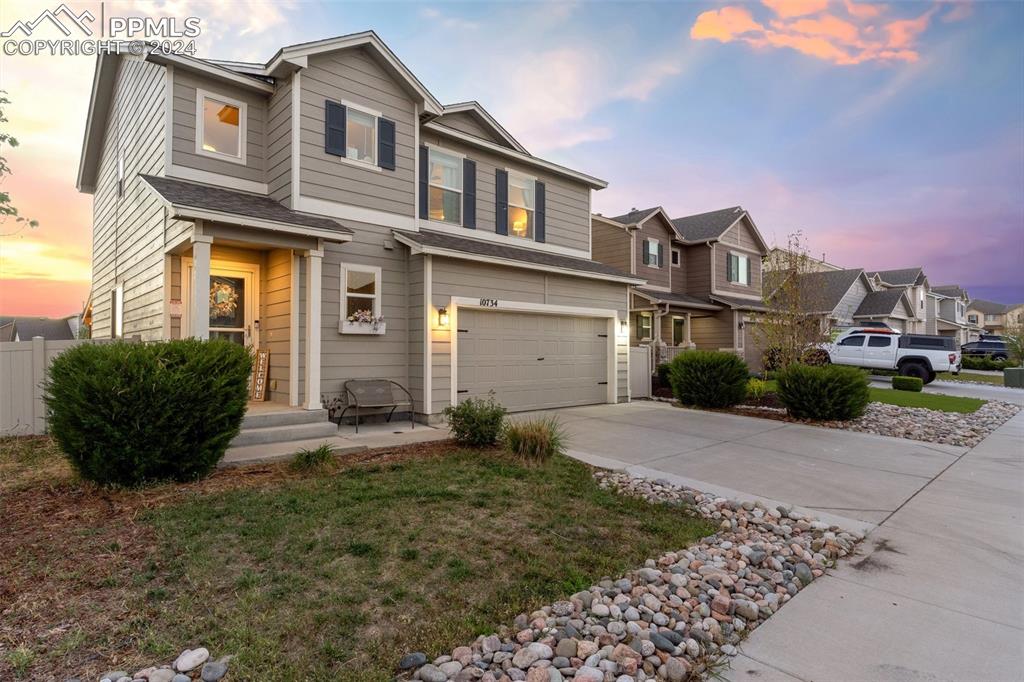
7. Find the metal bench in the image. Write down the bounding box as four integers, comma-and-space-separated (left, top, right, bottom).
336, 379, 414, 433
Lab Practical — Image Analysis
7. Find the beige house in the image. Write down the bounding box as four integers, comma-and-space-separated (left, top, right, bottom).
865, 268, 932, 333
77, 32, 644, 422
591, 206, 770, 371
967, 299, 1024, 336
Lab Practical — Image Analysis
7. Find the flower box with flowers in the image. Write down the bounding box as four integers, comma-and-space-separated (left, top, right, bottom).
340, 309, 386, 335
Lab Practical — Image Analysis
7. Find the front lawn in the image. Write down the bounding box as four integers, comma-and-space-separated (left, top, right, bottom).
936, 371, 1005, 386
867, 387, 986, 413
0, 438, 712, 681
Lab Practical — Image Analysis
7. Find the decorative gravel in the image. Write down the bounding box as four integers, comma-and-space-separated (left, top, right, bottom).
405, 472, 862, 682
732, 400, 1020, 448
83, 647, 230, 682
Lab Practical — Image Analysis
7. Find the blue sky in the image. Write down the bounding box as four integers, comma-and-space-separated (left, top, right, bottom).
1, 0, 1022, 315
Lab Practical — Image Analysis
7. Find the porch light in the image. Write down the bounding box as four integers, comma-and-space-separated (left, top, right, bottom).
438, 306, 449, 327
619, 318, 628, 335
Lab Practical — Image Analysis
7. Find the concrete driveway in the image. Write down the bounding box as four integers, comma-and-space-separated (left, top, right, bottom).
523, 401, 1024, 681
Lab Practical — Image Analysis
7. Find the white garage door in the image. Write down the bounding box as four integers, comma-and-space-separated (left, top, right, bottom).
457, 309, 609, 412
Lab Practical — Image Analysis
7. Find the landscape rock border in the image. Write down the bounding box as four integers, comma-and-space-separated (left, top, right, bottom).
83, 647, 230, 682
404, 471, 862, 681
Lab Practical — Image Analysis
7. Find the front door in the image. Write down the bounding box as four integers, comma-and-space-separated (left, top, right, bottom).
184, 259, 259, 347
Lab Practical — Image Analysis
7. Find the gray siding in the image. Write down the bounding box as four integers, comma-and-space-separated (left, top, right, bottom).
633, 215, 674, 290
267, 76, 293, 204
419, 128, 592, 253
299, 49, 417, 216
834, 277, 870, 325
682, 245, 712, 296
690, 309, 734, 349
171, 69, 267, 183
434, 112, 511, 148
591, 219, 632, 274
91, 55, 167, 340
713, 242, 762, 297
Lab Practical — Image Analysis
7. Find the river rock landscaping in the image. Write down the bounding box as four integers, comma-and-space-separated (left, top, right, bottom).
403, 471, 862, 681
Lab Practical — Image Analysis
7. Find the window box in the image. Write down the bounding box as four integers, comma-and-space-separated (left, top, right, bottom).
339, 320, 386, 335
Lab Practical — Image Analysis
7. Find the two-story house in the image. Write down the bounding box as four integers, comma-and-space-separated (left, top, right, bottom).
865, 268, 932, 333
931, 285, 976, 344
76, 32, 644, 422
967, 299, 1024, 336
590, 205, 770, 370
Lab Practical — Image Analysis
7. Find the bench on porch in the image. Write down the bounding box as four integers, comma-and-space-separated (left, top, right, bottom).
334, 379, 415, 433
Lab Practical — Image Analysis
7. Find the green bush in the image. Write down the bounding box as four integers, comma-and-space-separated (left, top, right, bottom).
668, 351, 749, 408
962, 356, 1013, 371
746, 378, 770, 401
654, 362, 671, 387
443, 392, 506, 446
503, 416, 567, 464
45, 339, 252, 486
891, 376, 923, 392
291, 443, 336, 470
776, 363, 870, 421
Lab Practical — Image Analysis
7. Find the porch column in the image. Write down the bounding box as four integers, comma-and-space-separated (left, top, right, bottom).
190, 234, 212, 339
685, 312, 693, 346
303, 248, 323, 410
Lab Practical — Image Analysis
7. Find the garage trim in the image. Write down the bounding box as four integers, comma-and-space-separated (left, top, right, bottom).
448, 296, 621, 410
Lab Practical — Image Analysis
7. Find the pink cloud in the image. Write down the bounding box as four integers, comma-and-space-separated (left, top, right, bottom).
690, 7, 764, 42
941, 2, 974, 23
761, 0, 829, 19
884, 9, 936, 49
844, 0, 884, 20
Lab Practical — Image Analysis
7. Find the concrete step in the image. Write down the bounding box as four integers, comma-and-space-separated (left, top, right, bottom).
230, 420, 339, 448
242, 407, 329, 429
221, 436, 367, 468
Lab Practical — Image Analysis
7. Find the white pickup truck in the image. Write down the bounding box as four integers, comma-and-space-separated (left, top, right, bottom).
824, 328, 961, 384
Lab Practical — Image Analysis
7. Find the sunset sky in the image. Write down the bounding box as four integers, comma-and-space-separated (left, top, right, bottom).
1, 0, 1022, 318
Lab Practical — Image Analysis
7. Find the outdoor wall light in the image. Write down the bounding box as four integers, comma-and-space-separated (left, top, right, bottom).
438, 306, 449, 327
619, 318, 629, 335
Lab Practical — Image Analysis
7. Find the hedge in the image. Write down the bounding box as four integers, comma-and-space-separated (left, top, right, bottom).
892, 376, 924, 392
668, 351, 749, 408
776, 363, 870, 421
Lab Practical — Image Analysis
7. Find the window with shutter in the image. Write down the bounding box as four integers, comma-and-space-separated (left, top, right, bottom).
463, 158, 476, 229
427, 147, 462, 225
324, 100, 346, 156
418, 145, 428, 219
377, 117, 396, 170
644, 239, 659, 267
495, 169, 508, 235
535, 181, 545, 243
506, 171, 536, 240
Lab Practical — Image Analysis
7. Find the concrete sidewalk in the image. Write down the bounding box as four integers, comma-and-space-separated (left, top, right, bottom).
725, 410, 1024, 682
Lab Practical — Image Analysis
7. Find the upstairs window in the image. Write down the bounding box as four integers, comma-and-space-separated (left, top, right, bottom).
428, 148, 462, 224
508, 171, 535, 239
643, 239, 662, 267
671, 248, 680, 267
196, 90, 245, 164
346, 107, 377, 164
727, 252, 750, 285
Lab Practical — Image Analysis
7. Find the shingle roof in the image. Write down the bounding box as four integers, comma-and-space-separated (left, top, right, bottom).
932, 284, 967, 299
634, 288, 721, 309
141, 175, 352, 234
866, 268, 923, 286
0, 317, 76, 341
392, 229, 640, 281
670, 206, 744, 242
0, 322, 16, 342
795, 268, 865, 313
853, 288, 908, 317
709, 293, 770, 312
608, 207, 661, 225
968, 299, 1013, 314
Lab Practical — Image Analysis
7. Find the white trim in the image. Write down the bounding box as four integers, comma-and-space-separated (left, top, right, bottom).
587, 191, 593, 259
165, 204, 352, 243
440, 101, 528, 154
147, 50, 275, 93
339, 262, 382, 320
726, 250, 750, 287
162, 254, 173, 338
636, 311, 653, 341
423, 255, 433, 415
289, 251, 300, 407
413, 103, 420, 230
295, 195, 417, 231
424, 121, 608, 189
420, 220, 591, 259
113, 284, 124, 338
425, 146, 464, 226
163, 64, 174, 169
644, 237, 662, 269
447, 296, 620, 408
392, 233, 645, 285
290, 70, 302, 210
303, 249, 323, 410
167, 164, 268, 194
194, 88, 248, 166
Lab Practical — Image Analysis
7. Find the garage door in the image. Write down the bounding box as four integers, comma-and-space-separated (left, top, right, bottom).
457, 309, 609, 412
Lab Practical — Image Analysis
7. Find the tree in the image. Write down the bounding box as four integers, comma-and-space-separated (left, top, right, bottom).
1004, 321, 1024, 367
754, 231, 831, 371
0, 91, 38, 237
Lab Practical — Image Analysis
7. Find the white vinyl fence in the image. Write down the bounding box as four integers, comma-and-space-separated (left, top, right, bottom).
629, 346, 652, 399
0, 336, 114, 436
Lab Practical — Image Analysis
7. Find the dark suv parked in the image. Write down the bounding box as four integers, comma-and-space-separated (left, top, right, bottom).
961, 339, 1009, 361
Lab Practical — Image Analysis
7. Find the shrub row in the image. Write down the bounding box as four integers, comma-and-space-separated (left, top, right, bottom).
892, 376, 924, 392
962, 355, 1014, 371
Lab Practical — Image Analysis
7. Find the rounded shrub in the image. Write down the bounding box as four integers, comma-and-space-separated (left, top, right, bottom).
443, 392, 506, 446
45, 339, 252, 486
892, 375, 924, 392
776, 364, 870, 421
668, 350, 750, 408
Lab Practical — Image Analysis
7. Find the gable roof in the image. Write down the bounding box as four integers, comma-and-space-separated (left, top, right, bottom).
867, 268, 924, 287
0, 316, 76, 341
671, 206, 745, 242
854, 287, 913, 318
436, 102, 528, 154
799, 268, 869, 313
968, 299, 1013, 314
932, 284, 967, 299
609, 207, 663, 225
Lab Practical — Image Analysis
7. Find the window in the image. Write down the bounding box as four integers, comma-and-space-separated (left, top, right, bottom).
838, 335, 865, 346
671, 248, 680, 267
508, 171, 535, 239
985, 314, 999, 322
645, 239, 661, 267
637, 312, 652, 339
346, 107, 376, 164
196, 90, 245, 163
727, 252, 750, 284
968, 314, 978, 324
111, 284, 124, 338
340, 264, 381, 320
428, 148, 462, 224
867, 336, 891, 347
672, 317, 685, 345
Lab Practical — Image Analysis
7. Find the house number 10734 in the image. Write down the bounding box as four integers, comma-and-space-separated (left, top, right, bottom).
479, 298, 498, 307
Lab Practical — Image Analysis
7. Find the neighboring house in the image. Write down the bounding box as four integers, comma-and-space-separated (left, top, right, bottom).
590, 205, 770, 370
865, 268, 931, 333
763, 248, 841, 274
766, 268, 875, 328
0, 315, 80, 341
967, 299, 1024, 335
76, 31, 644, 421
851, 287, 916, 330
931, 285, 977, 344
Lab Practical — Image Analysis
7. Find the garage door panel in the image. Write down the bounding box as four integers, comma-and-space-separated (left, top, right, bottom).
458, 309, 609, 412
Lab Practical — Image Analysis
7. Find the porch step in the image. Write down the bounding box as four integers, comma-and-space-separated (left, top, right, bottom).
221, 437, 367, 468
230, 420, 339, 448
242, 407, 329, 429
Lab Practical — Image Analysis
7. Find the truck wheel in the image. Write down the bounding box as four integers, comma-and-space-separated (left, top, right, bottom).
926, 371, 936, 385
899, 362, 928, 382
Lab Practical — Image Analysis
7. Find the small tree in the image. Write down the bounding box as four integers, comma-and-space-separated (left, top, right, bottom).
755, 232, 830, 370
1004, 321, 1024, 367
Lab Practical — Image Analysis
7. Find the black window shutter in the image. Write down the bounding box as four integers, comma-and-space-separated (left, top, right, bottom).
495, 169, 508, 235
746, 258, 752, 285
642, 239, 650, 265
418, 145, 428, 220
657, 242, 664, 267
463, 158, 476, 229
535, 181, 546, 243
325, 100, 346, 156
378, 117, 396, 170
726, 253, 734, 282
